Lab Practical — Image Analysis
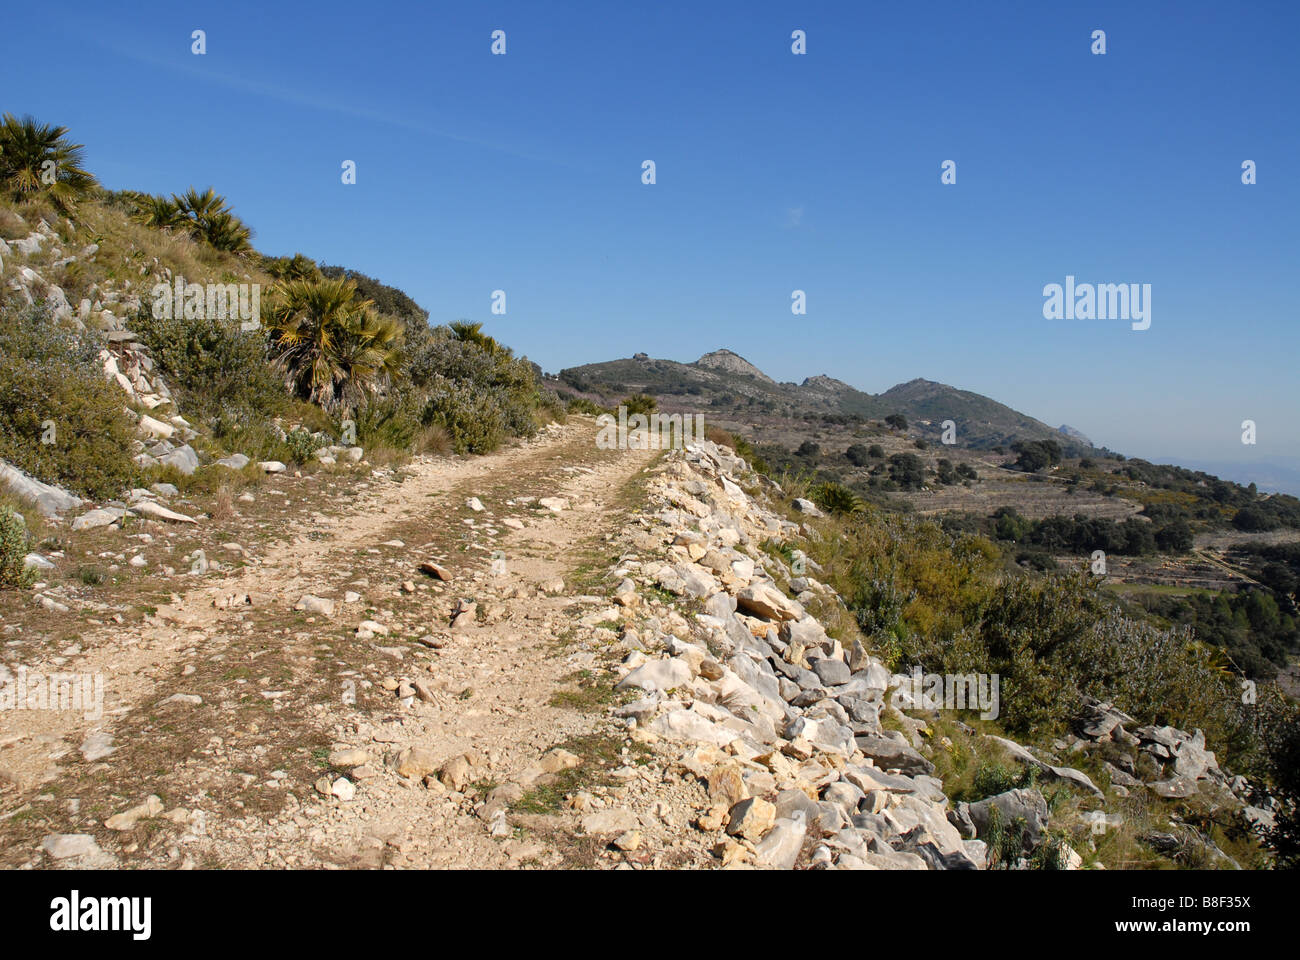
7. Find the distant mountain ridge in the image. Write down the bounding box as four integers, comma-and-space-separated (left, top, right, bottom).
557, 350, 1098, 453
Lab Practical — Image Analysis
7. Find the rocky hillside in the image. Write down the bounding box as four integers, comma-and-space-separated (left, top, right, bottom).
0, 200, 1289, 872
0, 207, 364, 526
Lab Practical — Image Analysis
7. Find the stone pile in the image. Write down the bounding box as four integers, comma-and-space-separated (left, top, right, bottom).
605, 439, 993, 869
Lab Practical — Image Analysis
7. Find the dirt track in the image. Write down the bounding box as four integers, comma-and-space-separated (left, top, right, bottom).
0, 420, 678, 869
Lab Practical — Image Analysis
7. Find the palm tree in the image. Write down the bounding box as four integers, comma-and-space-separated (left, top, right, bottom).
200, 209, 253, 252
332, 311, 405, 411
0, 114, 97, 211
265, 277, 403, 411
135, 193, 183, 229
448, 320, 508, 356
173, 186, 252, 252
263, 252, 322, 283
132, 185, 252, 252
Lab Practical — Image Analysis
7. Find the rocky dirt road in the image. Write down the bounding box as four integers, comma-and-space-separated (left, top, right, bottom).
1, 420, 695, 869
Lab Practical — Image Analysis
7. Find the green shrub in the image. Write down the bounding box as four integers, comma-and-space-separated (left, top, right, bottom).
809, 481, 862, 516
564, 395, 605, 417
982, 804, 1027, 869
353, 386, 423, 452
207, 414, 289, 464
421, 377, 506, 455
970, 762, 1019, 800
0, 298, 137, 499
283, 427, 325, 464
408, 331, 543, 454
0, 506, 35, 589
1028, 831, 1071, 870
1015, 550, 1058, 571
820, 505, 1261, 768
132, 303, 286, 426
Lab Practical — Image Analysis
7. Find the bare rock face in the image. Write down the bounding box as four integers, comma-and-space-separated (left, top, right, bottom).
694, 348, 776, 384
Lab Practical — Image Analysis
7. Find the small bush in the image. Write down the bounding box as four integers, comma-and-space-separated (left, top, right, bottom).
283, 428, 326, 464
565, 395, 605, 417
1015, 550, 1058, 572
809, 481, 862, 516
983, 804, 1027, 869
1028, 831, 1072, 870
0, 298, 137, 499
207, 415, 291, 465
621, 393, 656, 416
970, 762, 1019, 800
421, 378, 506, 455
0, 506, 35, 589
353, 387, 423, 453
0, 207, 27, 240
414, 424, 451, 457
131, 305, 286, 427
409, 331, 543, 454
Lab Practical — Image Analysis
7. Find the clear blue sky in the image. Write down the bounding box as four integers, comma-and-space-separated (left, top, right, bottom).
6, 0, 1297, 478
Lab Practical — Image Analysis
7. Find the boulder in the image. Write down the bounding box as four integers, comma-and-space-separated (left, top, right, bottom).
812, 658, 851, 686
159, 445, 199, 475
983, 735, 1103, 797
133, 500, 198, 524
967, 788, 1049, 852
71, 507, 128, 531
736, 583, 803, 622
855, 734, 935, 776
617, 657, 692, 693
754, 812, 807, 869
0, 460, 83, 516
581, 808, 638, 835
792, 498, 824, 517
726, 797, 776, 842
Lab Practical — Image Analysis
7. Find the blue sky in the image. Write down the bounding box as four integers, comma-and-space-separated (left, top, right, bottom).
6, 0, 1297, 483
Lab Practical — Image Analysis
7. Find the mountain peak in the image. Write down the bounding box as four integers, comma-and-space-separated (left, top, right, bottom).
694, 349, 775, 384
801, 374, 852, 391
1058, 424, 1093, 445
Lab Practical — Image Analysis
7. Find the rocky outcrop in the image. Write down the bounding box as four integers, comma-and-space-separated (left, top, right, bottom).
693, 349, 776, 384
1070, 697, 1263, 815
